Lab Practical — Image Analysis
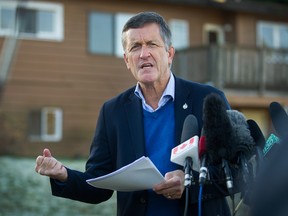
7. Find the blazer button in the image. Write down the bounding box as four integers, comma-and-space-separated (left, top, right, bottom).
140, 197, 146, 204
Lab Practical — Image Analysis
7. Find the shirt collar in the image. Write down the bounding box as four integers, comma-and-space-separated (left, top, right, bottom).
134, 73, 175, 112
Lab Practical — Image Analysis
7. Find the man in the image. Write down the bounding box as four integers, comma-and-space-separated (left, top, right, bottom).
36, 12, 233, 216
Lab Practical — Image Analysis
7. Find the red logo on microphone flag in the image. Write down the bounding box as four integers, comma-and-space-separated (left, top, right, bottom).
172, 137, 195, 155
189, 137, 195, 145
173, 147, 179, 155
180, 143, 187, 150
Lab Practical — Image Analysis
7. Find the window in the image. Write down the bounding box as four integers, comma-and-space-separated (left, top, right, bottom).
88, 12, 114, 55
0, 1, 64, 41
257, 21, 288, 49
169, 19, 189, 50
29, 107, 63, 142
88, 12, 134, 57
203, 24, 224, 45
114, 13, 135, 57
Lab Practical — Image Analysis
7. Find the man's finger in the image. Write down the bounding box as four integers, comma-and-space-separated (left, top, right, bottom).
43, 148, 52, 157
36, 155, 44, 166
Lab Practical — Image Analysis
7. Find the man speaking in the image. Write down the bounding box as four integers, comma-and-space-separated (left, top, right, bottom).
35, 11, 237, 216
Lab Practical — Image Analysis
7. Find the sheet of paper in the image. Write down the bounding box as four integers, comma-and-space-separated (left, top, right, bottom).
86, 156, 164, 192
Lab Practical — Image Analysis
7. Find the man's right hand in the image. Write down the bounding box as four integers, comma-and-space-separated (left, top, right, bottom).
35, 148, 68, 182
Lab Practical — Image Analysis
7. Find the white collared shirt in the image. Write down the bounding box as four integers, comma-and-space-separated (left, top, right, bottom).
134, 73, 175, 112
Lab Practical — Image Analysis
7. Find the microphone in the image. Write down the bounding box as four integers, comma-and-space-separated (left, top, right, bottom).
202, 93, 234, 194
248, 108, 288, 214
249, 108, 288, 216
221, 159, 233, 195
219, 110, 256, 213
202, 93, 232, 163
198, 133, 208, 185
226, 110, 255, 189
269, 101, 288, 140
247, 119, 265, 170
244, 120, 279, 206
170, 114, 199, 187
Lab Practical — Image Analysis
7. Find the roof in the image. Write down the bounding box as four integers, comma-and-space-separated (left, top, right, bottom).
141, 0, 288, 17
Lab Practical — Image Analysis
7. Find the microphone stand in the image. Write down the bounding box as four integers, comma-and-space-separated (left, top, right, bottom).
184, 157, 194, 216
233, 152, 251, 216
222, 158, 235, 214
184, 157, 194, 187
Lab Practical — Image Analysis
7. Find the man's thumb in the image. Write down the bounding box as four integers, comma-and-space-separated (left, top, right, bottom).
43, 148, 52, 157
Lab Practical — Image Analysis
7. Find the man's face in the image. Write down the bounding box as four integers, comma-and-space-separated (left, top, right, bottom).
123, 23, 174, 87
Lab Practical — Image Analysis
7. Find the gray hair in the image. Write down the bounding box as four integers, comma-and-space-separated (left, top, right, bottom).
121, 12, 172, 51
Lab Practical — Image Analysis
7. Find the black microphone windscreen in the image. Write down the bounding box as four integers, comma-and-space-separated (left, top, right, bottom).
247, 119, 265, 150
226, 110, 255, 160
269, 101, 288, 139
181, 114, 199, 143
247, 119, 265, 172
203, 93, 232, 163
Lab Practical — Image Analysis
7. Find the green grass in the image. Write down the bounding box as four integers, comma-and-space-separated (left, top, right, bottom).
0, 156, 116, 216
0, 156, 250, 216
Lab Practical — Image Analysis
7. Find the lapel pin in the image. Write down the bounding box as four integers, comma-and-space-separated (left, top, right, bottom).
183, 103, 188, 109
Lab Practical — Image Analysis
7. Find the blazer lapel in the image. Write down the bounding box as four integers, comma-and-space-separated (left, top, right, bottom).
174, 77, 195, 145
124, 92, 146, 159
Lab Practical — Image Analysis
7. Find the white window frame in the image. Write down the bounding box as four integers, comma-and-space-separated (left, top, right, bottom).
41, 107, 62, 142
257, 21, 288, 49
0, 1, 64, 41
30, 107, 63, 142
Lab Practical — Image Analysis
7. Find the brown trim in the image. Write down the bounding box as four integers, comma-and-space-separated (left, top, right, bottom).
139, 0, 288, 17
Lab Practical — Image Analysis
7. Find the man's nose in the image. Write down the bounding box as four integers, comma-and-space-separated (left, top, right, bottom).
140, 45, 151, 58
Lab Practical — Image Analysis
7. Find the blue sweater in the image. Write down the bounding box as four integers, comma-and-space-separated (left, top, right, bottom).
143, 100, 180, 216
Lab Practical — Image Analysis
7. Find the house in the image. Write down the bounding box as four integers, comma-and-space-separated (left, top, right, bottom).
0, 0, 287, 157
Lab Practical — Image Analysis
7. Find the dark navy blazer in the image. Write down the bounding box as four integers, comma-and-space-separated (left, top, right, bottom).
51, 75, 233, 216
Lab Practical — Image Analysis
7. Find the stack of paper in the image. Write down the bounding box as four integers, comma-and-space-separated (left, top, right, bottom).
86, 156, 164, 192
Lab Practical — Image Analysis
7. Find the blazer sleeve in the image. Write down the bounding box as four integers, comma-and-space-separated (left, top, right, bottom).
50, 104, 115, 204
50, 168, 113, 204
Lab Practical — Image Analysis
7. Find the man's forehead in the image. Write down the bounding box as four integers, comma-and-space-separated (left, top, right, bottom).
125, 24, 161, 41
125, 23, 160, 34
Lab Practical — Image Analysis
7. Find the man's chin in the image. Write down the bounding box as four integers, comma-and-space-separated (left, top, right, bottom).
138, 73, 157, 83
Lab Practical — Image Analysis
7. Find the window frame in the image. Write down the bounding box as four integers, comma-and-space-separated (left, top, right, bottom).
169, 19, 190, 50
29, 107, 63, 142
203, 23, 225, 45
257, 21, 288, 49
0, 1, 64, 41
88, 11, 135, 57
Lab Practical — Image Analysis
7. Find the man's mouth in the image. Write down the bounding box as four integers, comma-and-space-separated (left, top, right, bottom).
140, 63, 153, 69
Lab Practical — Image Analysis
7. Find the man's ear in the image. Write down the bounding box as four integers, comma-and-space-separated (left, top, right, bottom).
168, 46, 175, 66
123, 53, 130, 70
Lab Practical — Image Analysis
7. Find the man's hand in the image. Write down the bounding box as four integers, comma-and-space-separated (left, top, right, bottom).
153, 170, 185, 200
35, 148, 68, 182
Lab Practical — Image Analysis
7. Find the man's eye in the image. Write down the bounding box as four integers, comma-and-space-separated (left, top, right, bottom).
130, 44, 140, 51
148, 43, 159, 48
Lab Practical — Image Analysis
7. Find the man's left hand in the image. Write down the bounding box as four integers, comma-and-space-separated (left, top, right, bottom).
153, 170, 185, 199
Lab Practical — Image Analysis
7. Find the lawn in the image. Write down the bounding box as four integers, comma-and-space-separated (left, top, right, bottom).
0, 156, 116, 216
0, 156, 249, 216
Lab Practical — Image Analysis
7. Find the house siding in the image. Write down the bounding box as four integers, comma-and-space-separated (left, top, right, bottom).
0, 0, 287, 157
